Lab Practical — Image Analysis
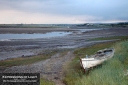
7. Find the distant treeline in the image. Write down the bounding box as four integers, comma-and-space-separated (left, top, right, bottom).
110, 22, 128, 27
76, 22, 128, 28
0, 24, 74, 28
0, 22, 128, 28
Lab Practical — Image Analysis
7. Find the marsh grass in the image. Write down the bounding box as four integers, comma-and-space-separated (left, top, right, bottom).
74, 42, 115, 58
64, 40, 128, 85
0, 51, 56, 67
40, 78, 55, 85
90, 36, 128, 41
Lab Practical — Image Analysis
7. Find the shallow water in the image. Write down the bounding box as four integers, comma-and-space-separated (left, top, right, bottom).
0, 32, 71, 40
0, 29, 101, 41
76, 28, 100, 32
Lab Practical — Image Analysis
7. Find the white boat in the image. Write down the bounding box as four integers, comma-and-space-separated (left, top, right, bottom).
80, 48, 115, 72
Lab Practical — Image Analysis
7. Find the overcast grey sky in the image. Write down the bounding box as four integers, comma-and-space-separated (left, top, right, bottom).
0, 0, 128, 24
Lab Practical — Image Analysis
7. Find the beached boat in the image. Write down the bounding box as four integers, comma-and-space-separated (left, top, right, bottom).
80, 48, 115, 72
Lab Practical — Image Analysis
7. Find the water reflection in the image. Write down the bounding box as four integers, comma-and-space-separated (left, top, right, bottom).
0, 32, 71, 40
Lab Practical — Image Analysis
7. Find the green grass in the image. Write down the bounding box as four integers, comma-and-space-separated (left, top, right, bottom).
0, 51, 56, 68
74, 42, 115, 58
63, 40, 128, 85
90, 36, 128, 41
40, 78, 55, 85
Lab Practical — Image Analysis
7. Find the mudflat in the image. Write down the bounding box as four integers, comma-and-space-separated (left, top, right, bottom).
0, 27, 128, 60
0, 27, 128, 84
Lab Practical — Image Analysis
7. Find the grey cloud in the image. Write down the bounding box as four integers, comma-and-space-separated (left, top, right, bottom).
0, 0, 128, 22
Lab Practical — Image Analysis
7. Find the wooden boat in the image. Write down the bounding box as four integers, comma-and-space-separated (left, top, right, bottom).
80, 48, 115, 72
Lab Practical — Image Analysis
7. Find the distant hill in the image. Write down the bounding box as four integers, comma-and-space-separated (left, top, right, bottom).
0, 24, 75, 28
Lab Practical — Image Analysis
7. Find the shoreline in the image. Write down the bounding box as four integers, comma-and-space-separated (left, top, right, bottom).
0, 28, 128, 60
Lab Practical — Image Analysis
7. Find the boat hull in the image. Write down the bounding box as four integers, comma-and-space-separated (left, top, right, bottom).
80, 48, 114, 71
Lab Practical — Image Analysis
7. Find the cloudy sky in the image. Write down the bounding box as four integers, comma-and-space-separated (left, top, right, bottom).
0, 0, 128, 24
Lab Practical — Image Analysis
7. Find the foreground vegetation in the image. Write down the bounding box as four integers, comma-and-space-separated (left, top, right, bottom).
40, 78, 55, 85
90, 36, 128, 41
0, 51, 57, 67
64, 40, 128, 85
